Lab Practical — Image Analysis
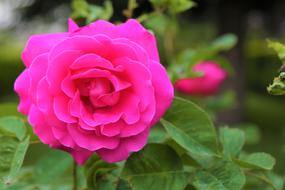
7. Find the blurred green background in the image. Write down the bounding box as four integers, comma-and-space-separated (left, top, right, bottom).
0, 0, 285, 176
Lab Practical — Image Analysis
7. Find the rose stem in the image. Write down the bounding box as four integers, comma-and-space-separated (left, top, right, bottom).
73, 160, 78, 190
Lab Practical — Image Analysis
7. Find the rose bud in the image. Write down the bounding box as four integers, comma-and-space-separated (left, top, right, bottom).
175, 61, 227, 96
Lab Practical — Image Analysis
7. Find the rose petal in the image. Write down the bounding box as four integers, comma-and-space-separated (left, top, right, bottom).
95, 91, 120, 107
97, 127, 150, 163
51, 125, 76, 148
68, 18, 79, 32
113, 57, 154, 111
74, 19, 159, 62
100, 123, 121, 137
67, 148, 93, 165
36, 77, 52, 113
14, 69, 32, 115
105, 40, 140, 62
119, 119, 147, 138
36, 78, 66, 129
70, 90, 81, 118
53, 95, 77, 123
28, 53, 48, 103
71, 67, 131, 92
113, 38, 150, 67
61, 73, 76, 98
47, 50, 83, 94
70, 53, 114, 70
93, 92, 140, 125
28, 105, 59, 146
49, 36, 106, 60
67, 124, 119, 151
71, 68, 111, 80
149, 60, 174, 124
22, 33, 67, 67
117, 19, 160, 62
73, 20, 116, 37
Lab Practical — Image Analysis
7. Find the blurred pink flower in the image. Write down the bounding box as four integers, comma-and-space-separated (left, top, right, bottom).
14, 19, 173, 164
175, 61, 227, 96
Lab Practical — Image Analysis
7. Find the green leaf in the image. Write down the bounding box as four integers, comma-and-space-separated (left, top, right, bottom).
34, 150, 73, 184
101, 0, 113, 20
267, 72, 285, 96
184, 184, 196, 190
267, 40, 285, 96
149, 0, 168, 7
169, 49, 204, 80
0, 117, 26, 141
144, 14, 169, 35
170, 34, 235, 81
85, 154, 119, 190
87, 1, 113, 23
0, 136, 29, 185
236, 153, 275, 170
192, 171, 227, 190
207, 90, 236, 111
72, 0, 113, 23
116, 179, 132, 190
164, 97, 218, 156
123, 0, 138, 18
267, 39, 285, 63
265, 172, 284, 190
71, 0, 90, 18
148, 124, 168, 143
0, 182, 4, 189
1, 182, 29, 190
128, 0, 138, 10
245, 171, 283, 190
121, 144, 189, 190
0, 137, 19, 182
150, 0, 195, 13
208, 160, 245, 190
3, 136, 29, 185
161, 119, 216, 162
219, 127, 245, 158
169, 0, 196, 13
87, 5, 104, 23
212, 34, 238, 52
233, 123, 261, 145
172, 34, 236, 79
0, 117, 29, 185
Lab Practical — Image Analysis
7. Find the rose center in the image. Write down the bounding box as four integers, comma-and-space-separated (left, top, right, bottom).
75, 78, 120, 109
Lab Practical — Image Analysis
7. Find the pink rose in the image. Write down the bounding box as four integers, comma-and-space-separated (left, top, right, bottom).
174, 62, 227, 96
14, 19, 173, 164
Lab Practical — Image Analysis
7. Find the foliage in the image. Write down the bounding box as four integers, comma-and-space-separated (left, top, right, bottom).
267, 40, 285, 64
71, 0, 113, 23
80, 97, 280, 190
267, 72, 285, 95
150, 0, 196, 14
0, 96, 281, 190
267, 40, 285, 95
0, 117, 29, 186
0, 0, 283, 190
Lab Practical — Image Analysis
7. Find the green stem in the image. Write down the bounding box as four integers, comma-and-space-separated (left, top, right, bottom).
123, 0, 138, 19
29, 140, 41, 144
245, 171, 278, 190
73, 161, 78, 190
